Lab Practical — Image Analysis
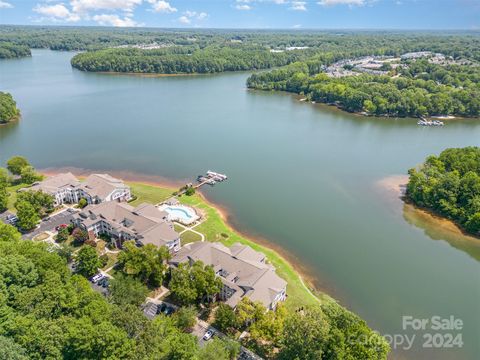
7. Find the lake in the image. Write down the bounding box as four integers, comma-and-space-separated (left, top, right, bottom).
1, 50, 479, 359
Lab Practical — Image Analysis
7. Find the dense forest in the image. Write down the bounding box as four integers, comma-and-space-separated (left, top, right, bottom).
0, 42, 31, 59
0, 92, 20, 124
71, 45, 303, 74
1, 26, 479, 60
406, 147, 480, 235
247, 60, 480, 117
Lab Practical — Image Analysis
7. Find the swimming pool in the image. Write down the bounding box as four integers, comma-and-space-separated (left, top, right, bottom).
158, 204, 199, 225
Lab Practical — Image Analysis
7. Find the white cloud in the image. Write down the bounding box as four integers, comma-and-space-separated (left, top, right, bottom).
0, 1, 13, 9
317, 0, 366, 6
33, 3, 80, 22
235, 4, 251, 10
71, 0, 142, 14
93, 13, 141, 26
178, 15, 190, 24
292, 24, 302, 28
148, 0, 177, 13
179, 10, 208, 24
290, 1, 306, 11
196, 11, 207, 19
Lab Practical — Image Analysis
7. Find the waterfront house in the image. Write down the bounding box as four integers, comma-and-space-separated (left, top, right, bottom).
170, 242, 287, 310
75, 174, 131, 204
72, 201, 180, 251
26, 173, 131, 206
27, 172, 80, 206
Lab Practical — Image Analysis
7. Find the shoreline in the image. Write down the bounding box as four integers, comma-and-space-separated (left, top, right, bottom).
377, 174, 480, 243
39, 167, 336, 304
294, 95, 479, 121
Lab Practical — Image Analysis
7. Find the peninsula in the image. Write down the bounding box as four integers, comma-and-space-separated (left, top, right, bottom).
0, 156, 390, 359
0, 92, 20, 124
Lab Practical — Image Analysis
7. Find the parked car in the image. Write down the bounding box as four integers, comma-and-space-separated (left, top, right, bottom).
202, 330, 214, 341
55, 224, 68, 231
66, 208, 76, 213
157, 304, 166, 314
6, 214, 18, 223
165, 307, 174, 316
90, 274, 104, 283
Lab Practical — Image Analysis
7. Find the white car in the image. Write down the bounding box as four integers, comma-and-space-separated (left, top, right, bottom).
202, 330, 214, 341
91, 274, 104, 283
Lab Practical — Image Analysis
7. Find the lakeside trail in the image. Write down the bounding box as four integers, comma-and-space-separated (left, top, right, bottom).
39, 167, 334, 307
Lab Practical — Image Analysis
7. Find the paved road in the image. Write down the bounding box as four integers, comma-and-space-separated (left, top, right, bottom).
23, 210, 76, 239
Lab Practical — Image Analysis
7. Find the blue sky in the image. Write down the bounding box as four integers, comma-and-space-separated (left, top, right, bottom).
0, 0, 479, 30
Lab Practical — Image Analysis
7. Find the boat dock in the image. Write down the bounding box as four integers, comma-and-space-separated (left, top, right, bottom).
195, 170, 228, 188
417, 116, 444, 127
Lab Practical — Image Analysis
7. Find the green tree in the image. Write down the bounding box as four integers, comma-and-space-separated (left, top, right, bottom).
214, 303, 238, 334
0, 183, 8, 212
0, 167, 11, 185
174, 306, 197, 332
55, 227, 69, 243
199, 338, 240, 360
75, 246, 101, 277
16, 190, 54, 217
72, 227, 88, 245
0, 336, 30, 360
0, 92, 20, 124
15, 200, 39, 230
0, 223, 21, 242
235, 297, 265, 329
278, 306, 331, 360
169, 261, 222, 305
6, 156, 30, 176
185, 187, 195, 196
20, 166, 42, 185
78, 198, 88, 208
108, 274, 149, 307
117, 241, 170, 287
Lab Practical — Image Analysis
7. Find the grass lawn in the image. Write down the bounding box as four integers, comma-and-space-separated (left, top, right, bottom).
101, 252, 118, 271
6, 183, 30, 212
180, 230, 203, 244
128, 182, 174, 206
174, 223, 185, 233
128, 182, 322, 309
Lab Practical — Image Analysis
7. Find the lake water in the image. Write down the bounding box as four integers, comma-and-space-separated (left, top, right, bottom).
1, 50, 479, 359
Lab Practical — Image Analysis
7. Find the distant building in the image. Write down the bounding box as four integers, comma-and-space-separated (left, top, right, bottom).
170, 242, 287, 310
72, 202, 181, 251
26, 173, 131, 206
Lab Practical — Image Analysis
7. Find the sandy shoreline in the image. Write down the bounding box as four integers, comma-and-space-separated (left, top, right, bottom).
39, 167, 333, 299
377, 174, 480, 244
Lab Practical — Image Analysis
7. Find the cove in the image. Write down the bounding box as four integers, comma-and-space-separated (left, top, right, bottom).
1, 50, 479, 359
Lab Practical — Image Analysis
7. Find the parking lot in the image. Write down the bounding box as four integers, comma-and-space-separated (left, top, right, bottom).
0, 210, 15, 225
23, 209, 77, 239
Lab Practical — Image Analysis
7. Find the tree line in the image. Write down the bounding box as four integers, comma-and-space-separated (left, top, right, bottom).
0, 42, 31, 59
70, 45, 303, 74
247, 59, 480, 117
0, 92, 20, 124
406, 147, 480, 235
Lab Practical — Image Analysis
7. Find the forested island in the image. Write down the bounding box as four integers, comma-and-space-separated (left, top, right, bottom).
0, 92, 20, 124
406, 147, 480, 236
0, 42, 31, 59
71, 46, 302, 74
